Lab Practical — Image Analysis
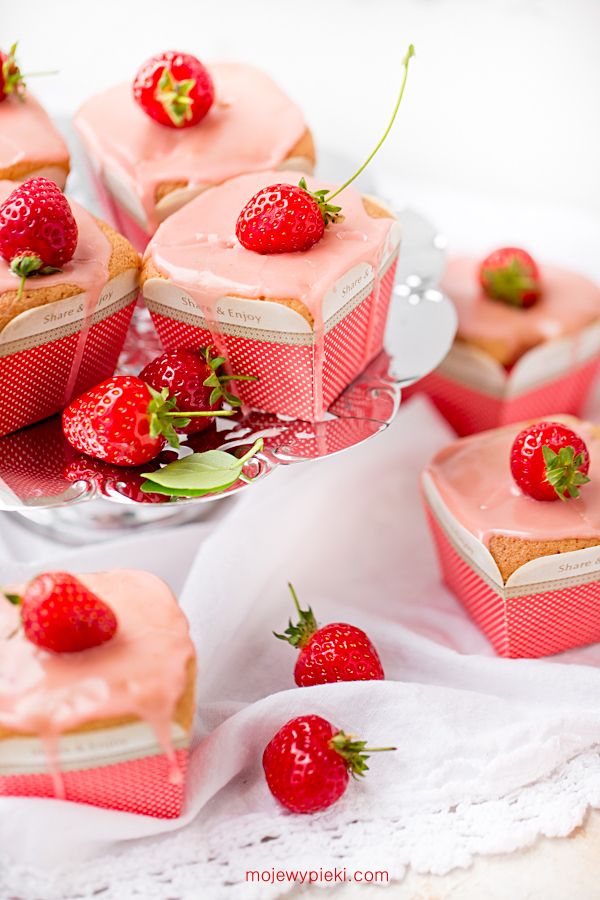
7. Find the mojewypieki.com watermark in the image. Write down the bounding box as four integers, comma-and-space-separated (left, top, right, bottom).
245, 867, 389, 885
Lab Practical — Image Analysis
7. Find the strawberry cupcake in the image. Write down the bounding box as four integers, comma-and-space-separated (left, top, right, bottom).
140, 170, 401, 421
0, 178, 140, 437
418, 248, 600, 435
423, 416, 600, 658
74, 51, 315, 250
0, 569, 195, 817
0, 43, 70, 189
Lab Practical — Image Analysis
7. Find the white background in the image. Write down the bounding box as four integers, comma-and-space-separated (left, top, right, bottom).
4, 0, 600, 219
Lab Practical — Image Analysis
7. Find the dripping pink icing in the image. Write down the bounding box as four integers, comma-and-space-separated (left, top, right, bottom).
0, 94, 69, 170
74, 63, 309, 229
442, 257, 600, 361
0, 570, 195, 744
144, 170, 394, 324
0, 180, 111, 302
426, 419, 600, 546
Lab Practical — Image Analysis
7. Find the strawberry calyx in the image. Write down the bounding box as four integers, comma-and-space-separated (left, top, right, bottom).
298, 178, 343, 226
10, 254, 61, 300
3, 591, 21, 605
542, 444, 591, 500
329, 730, 396, 779
1, 43, 25, 100
155, 66, 196, 127
273, 582, 318, 648
481, 258, 540, 308
146, 384, 236, 450
201, 346, 257, 409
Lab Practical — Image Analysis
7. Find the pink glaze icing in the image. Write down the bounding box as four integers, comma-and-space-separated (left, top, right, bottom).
145, 170, 394, 324
442, 257, 600, 360
426, 419, 600, 545
0, 94, 69, 170
0, 570, 194, 747
74, 63, 309, 230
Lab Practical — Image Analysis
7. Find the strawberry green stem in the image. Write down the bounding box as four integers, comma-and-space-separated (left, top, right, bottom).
217, 374, 256, 383
273, 582, 318, 648
325, 44, 415, 204
238, 438, 264, 466
162, 409, 236, 418
20, 69, 59, 79
330, 731, 397, 778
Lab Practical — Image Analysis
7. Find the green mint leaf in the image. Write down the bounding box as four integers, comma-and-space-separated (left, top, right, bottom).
140, 439, 264, 496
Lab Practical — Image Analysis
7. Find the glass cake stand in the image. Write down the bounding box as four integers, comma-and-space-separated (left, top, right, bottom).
0, 208, 456, 542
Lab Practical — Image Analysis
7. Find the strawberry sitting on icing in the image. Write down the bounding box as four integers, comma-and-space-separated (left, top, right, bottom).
510, 421, 591, 501
5, 572, 118, 653
479, 247, 541, 308
133, 50, 214, 128
0, 177, 78, 299
236, 44, 415, 255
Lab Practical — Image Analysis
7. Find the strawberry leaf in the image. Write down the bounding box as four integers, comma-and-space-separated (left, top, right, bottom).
3, 592, 21, 606
140, 438, 263, 496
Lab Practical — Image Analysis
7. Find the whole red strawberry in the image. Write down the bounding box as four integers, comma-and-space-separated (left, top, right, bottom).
479, 247, 541, 308
0, 43, 25, 101
263, 715, 395, 813
0, 177, 78, 298
275, 584, 384, 686
236, 180, 342, 255
17, 572, 118, 653
139, 347, 254, 434
63, 374, 235, 466
510, 421, 591, 501
133, 50, 214, 128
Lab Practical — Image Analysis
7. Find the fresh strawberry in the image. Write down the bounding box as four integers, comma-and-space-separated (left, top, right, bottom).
0, 43, 25, 101
479, 247, 541, 308
275, 584, 384, 686
510, 421, 591, 501
0, 177, 78, 299
17, 572, 118, 653
236, 44, 415, 255
236, 181, 336, 254
133, 50, 214, 128
263, 715, 395, 813
62, 374, 233, 467
139, 347, 254, 434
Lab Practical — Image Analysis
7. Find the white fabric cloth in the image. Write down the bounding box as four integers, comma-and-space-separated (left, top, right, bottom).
3, 396, 600, 899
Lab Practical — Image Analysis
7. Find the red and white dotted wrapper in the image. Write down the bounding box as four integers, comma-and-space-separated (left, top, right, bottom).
422, 472, 600, 658
0, 721, 189, 818
411, 320, 600, 436
142, 242, 400, 422
0, 271, 139, 438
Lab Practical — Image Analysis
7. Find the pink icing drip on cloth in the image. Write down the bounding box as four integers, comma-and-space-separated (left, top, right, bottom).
0, 94, 69, 169
74, 63, 309, 229
426, 420, 600, 545
442, 257, 600, 359
0, 570, 195, 787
